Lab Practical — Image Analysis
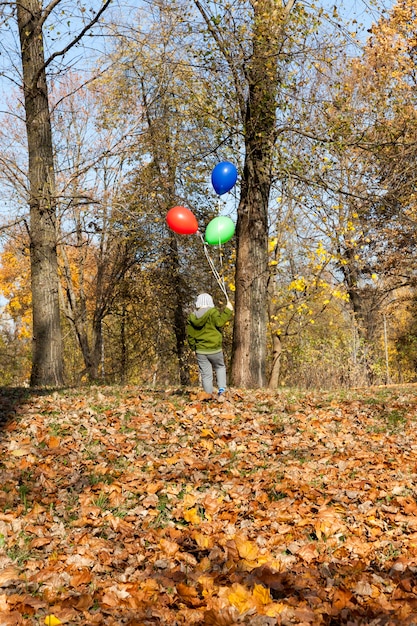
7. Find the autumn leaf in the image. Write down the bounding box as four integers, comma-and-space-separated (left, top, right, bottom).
44, 616, 62, 626
295, 543, 319, 563
159, 537, 180, 556
0, 567, 20, 586
10, 448, 30, 457
1, 384, 417, 625
70, 569, 92, 586
176, 582, 202, 607
203, 604, 241, 625
226, 583, 254, 613
252, 583, 272, 606
234, 535, 259, 561
182, 493, 197, 508
192, 531, 214, 550
47, 436, 61, 449
183, 507, 202, 524
331, 587, 353, 612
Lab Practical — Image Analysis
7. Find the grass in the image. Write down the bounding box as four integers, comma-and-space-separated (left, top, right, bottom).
92, 492, 109, 510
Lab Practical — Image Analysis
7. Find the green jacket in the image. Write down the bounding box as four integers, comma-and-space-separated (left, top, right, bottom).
187, 306, 232, 354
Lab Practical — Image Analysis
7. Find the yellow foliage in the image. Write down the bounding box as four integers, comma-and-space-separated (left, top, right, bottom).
331, 289, 349, 302
183, 507, 202, 525
288, 277, 307, 292
252, 583, 272, 606
234, 535, 259, 561
0, 238, 32, 340
268, 237, 278, 253
192, 532, 213, 550
227, 583, 254, 613
265, 602, 286, 617
44, 616, 62, 626
315, 241, 329, 259
226, 581, 277, 615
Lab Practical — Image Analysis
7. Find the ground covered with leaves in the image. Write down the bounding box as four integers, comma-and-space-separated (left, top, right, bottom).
1, 385, 417, 625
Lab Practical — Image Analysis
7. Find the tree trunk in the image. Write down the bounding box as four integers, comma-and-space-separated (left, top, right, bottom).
169, 234, 191, 386
268, 333, 282, 389
17, 0, 63, 386
341, 249, 379, 385
137, 71, 191, 387
120, 304, 127, 384
58, 244, 96, 381
231, 153, 269, 387
231, 0, 290, 387
91, 317, 103, 380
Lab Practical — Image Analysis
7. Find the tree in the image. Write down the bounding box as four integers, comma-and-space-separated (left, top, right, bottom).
293, 0, 417, 382
16, 0, 63, 385
50, 71, 143, 383
14, 0, 113, 386
356, 0, 417, 289
193, 0, 335, 387
96, 0, 227, 386
0, 231, 33, 383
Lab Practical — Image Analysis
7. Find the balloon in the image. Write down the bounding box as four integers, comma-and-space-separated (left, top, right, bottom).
205, 216, 235, 245
166, 206, 198, 235
211, 161, 238, 195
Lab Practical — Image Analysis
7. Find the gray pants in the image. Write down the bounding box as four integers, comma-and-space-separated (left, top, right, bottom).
196, 351, 227, 394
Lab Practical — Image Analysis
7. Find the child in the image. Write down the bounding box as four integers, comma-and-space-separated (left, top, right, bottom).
187, 293, 233, 400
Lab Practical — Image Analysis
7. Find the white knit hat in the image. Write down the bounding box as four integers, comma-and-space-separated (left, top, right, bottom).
196, 293, 214, 309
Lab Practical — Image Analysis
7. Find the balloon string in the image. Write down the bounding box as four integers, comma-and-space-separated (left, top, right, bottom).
215, 197, 225, 296
199, 232, 228, 299
218, 240, 224, 281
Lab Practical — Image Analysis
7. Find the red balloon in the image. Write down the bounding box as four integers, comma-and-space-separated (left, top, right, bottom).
166, 206, 198, 235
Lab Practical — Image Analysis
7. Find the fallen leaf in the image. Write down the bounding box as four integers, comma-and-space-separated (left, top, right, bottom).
234, 535, 259, 561
44, 616, 62, 626
159, 538, 180, 556
47, 436, 61, 449
70, 569, 92, 586
252, 583, 271, 606
354, 580, 373, 596
297, 544, 319, 563
331, 587, 353, 611
10, 448, 30, 457
0, 567, 19, 586
227, 582, 254, 613
183, 507, 202, 524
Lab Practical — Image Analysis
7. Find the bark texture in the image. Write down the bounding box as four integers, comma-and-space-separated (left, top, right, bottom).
17, 0, 64, 386
231, 0, 295, 387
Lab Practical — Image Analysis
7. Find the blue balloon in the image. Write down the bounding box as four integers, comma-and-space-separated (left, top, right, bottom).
211, 161, 238, 195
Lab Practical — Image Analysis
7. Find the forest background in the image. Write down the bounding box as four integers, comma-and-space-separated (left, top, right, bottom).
0, 0, 416, 391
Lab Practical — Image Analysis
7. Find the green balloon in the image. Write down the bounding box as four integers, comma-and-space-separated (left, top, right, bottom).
204, 216, 235, 245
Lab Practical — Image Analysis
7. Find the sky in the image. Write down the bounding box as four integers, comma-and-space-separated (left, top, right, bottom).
0, 0, 395, 219
320, 0, 393, 49
0, 0, 394, 95
0, 0, 397, 313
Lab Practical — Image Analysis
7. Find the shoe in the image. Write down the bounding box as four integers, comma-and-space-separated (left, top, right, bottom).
217, 388, 226, 402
